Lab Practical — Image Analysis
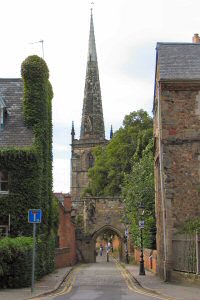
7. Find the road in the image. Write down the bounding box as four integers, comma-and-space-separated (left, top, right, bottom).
36, 256, 174, 300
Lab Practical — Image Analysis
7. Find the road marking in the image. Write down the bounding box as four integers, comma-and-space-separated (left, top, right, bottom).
114, 259, 178, 300
30, 264, 84, 299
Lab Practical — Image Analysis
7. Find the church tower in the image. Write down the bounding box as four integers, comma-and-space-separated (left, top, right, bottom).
70, 10, 107, 203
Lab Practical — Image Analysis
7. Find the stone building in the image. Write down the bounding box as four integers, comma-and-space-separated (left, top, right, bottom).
154, 35, 200, 280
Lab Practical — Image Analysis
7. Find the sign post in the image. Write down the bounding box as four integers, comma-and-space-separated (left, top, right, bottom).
28, 209, 42, 293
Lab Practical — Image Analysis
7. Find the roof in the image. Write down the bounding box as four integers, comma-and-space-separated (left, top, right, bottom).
156, 43, 200, 80
0, 78, 34, 148
54, 193, 65, 205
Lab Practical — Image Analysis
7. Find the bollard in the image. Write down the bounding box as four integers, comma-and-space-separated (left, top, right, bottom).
107, 252, 109, 262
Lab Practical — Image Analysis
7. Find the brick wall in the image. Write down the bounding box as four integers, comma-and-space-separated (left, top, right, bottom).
134, 248, 157, 273
55, 194, 76, 268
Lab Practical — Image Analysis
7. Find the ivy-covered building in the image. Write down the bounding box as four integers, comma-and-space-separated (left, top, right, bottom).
0, 56, 55, 282
0, 55, 58, 287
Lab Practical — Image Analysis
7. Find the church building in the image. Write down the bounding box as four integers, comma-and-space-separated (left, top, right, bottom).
70, 10, 108, 204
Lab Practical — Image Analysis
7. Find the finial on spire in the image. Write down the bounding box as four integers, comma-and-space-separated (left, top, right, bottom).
71, 121, 75, 142
90, 2, 94, 14
110, 125, 113, 139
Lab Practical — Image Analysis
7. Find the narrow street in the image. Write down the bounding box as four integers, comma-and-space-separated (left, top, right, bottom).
36, 256, 173, 300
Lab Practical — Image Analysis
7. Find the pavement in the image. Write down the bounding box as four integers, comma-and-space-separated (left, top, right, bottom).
0, 262, 199, 300
0, 266, 72, 300
125, 264, 200, 300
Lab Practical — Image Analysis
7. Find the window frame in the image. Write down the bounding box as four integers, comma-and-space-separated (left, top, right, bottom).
0, 170, 9, 194
0, 97, 6, 129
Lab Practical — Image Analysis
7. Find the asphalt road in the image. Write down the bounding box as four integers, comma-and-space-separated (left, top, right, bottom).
39, 256, 173, 300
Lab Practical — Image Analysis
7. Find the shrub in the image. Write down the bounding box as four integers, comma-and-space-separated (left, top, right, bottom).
0, 237, 32, 288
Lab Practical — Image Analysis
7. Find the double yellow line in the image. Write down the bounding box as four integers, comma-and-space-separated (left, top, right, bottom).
114, 259, 177, 300
31, 265, 84, 299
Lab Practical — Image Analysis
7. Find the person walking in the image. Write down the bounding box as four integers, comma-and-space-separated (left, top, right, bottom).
99, 244, 103, 256
106, 243, 110, 262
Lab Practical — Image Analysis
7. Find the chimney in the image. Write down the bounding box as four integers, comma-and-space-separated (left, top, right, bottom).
192, 33, 200, 43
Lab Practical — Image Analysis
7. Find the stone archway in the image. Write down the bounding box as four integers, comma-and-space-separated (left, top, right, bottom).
92, 224, 123, 240
75, 197, 126, 263
92, 224, 124, 262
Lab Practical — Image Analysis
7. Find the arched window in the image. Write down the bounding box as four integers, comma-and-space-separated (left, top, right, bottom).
88, 153, 94, 168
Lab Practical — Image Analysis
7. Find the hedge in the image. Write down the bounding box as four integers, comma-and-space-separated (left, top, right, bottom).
0, 237, 33, 288
0, 234, 56, 288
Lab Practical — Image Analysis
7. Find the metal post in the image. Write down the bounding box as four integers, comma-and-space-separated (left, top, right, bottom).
196, 230, 199, 274
107, 252, 109, 262
41, 40, 44, 58
125, 237, 129, 264
31, 223, 36, 293
139, 228, 145, 275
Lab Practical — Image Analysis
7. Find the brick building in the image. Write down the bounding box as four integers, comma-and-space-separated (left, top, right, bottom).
154, 35, 200, 280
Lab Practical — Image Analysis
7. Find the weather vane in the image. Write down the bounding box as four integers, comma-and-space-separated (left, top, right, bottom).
91, 2, 94, 13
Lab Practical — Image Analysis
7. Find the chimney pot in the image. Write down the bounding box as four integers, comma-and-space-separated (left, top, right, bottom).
192, 33, 200, 43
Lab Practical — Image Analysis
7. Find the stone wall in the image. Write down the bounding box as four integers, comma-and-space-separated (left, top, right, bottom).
75, 196, 126, 263
154, 81, 200, 279
71, 139, 107, 202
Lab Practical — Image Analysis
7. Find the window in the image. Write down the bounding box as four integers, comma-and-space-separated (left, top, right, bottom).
0, 215, 9, 238
0, 171, 8, 193
0, 97, 6, 129
88, 153, 94, 168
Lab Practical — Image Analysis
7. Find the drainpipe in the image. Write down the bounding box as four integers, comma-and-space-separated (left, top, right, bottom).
196, 230, 199, 274
157, 81, 167, 281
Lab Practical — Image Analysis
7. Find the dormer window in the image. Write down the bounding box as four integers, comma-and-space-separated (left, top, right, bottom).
0, 97, 6, 129
0, 171, 8, 193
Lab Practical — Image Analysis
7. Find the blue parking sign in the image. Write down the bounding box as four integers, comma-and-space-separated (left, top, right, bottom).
28, 209, 42, 223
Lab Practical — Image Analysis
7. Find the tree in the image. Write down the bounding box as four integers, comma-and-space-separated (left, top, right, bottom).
122, 139, 156, 248
84, 110, 153, 197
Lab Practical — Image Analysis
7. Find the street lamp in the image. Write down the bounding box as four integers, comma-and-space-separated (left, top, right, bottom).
138, 203, 145, 275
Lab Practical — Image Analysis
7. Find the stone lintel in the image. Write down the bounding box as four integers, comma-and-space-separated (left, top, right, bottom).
162, 138, 200, 145
160, 80, 200, 91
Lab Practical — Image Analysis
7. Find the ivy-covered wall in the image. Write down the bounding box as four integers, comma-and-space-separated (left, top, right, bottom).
0, 148, 40, 236
0, 55, 56, 282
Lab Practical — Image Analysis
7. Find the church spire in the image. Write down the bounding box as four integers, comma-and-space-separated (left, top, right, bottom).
71, 121, 75, 142
80, 10, 105, 140
87, 8, 97, 62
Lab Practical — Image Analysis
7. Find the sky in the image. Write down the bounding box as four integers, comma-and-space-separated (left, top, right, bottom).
0, 0, 200, 192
